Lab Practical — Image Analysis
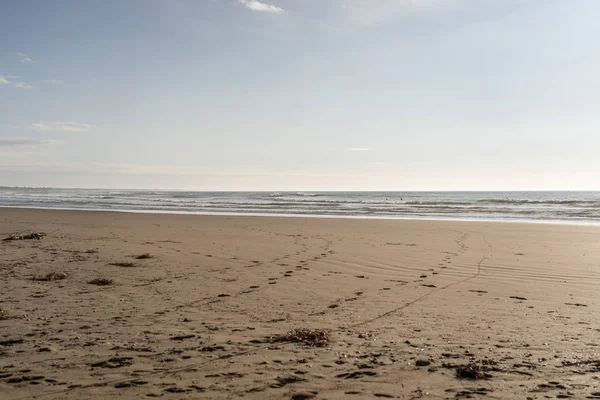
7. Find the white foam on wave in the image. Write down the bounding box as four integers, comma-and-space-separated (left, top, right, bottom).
0, 189, 599, 223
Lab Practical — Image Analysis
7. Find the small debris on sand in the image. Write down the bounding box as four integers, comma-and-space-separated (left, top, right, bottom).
454, 364, 492, 380
336, 371, 377, 379
88, 278, 113, 286
272, 328, 331, 347
291, 392, 317, 399
90, 356, 133, 368
3, 232, 46, 241
0, 338, 24, 346
565, 302, 588, 307
270, 376, 306, 388
171, 334, 195, 341
110, 261, 138, 268
31, 272, 67, 282
135, 253, 153, 259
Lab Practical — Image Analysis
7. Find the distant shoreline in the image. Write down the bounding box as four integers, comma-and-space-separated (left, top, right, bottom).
1, 186, 599, 192
1, 205, 599, 227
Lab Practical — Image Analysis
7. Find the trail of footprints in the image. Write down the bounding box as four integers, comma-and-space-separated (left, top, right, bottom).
243, 233, 336, 290
114, 231, 595, 399
416, 231, 468, 289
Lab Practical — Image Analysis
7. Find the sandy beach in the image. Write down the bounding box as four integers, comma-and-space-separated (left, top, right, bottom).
1, 208, 600, 399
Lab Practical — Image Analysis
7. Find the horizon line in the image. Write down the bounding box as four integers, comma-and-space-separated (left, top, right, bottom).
0, 186, 598, 193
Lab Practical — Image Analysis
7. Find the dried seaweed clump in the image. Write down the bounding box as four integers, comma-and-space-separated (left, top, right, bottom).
272, 328, 330, 347
455, 364, 492, 380
32, 272, 67, 281
3, 232, 46, 241
88, 278, 114, 286
135, 253, 153, 260
110, 261, 138, 268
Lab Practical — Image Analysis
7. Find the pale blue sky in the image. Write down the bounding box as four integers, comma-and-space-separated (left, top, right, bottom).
1, 0, 599, 190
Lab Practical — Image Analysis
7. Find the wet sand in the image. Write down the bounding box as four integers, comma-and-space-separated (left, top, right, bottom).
1, 208, 600, 399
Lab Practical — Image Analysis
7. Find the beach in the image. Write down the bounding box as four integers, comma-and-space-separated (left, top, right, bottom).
1, 208, 600, 399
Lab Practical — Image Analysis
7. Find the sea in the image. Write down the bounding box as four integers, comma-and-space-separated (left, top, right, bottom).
0, 188, 599, 224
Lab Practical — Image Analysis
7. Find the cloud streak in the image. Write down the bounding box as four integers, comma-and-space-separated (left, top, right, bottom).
14, 82, 33, 89
0, 162, 373, 178
239, 0, 284, 13
44, 79, 64, 85
0, 75, 33, 89
347, 147, 370, 151
0, 138, 60, 147
17, 52, 32, 63
340, 0, 447, 24
28, 122, 93, 133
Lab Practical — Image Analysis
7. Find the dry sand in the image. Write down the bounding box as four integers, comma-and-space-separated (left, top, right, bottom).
1, 208, 600, 399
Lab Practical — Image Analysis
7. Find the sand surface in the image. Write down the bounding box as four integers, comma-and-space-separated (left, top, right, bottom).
1, 208, 600, 399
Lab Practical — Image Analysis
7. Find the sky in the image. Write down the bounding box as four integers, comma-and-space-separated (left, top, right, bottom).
1, 0, 599, 191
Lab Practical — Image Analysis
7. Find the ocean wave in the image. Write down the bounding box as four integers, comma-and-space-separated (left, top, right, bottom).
295, 192, 320, 197
268, 192, 322, 198
477, 199, 598, 205
1, 189, 599, 223
403, 201, 472, 206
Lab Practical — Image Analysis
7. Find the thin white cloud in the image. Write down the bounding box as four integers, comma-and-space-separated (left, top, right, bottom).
0, 138, 60, 147
0, 75, 33, 89
0, 162, 366, 177
368, 162, 387, 166
239, 0, 284, 13
347, 147, 370, 151
44, 79, 64, 85
28, 122, 93, 133
14, 82, 33, 89
340, 0, 448, 24
17, 52, 32, 63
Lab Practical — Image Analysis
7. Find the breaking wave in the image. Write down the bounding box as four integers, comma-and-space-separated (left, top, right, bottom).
0, 188, 599, 223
